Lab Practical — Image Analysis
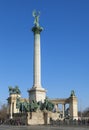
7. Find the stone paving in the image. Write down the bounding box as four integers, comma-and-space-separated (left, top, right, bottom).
0, 125, 89, 130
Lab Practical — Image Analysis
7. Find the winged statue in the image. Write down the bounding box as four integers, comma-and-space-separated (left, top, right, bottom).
32, 10, 40, 27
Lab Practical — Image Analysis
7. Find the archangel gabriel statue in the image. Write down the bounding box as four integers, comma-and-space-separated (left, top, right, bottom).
32, 10, 40, 27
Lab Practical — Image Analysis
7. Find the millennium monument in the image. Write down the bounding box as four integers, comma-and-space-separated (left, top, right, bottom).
7, 11, 78, 125
28, 10, 46, 102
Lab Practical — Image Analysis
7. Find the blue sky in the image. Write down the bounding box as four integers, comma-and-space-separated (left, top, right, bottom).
0, 0, 89, 111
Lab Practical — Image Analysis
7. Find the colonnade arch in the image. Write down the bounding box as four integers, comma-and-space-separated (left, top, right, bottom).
49, 98, 70, 119
49, 94, 78, 120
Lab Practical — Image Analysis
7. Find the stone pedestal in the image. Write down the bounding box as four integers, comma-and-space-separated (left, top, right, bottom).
28, 87, 46, 102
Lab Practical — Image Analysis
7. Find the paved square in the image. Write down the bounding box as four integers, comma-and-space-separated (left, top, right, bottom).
0, 125, 89, 130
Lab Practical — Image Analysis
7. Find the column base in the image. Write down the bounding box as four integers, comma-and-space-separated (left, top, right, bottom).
28, 87, 46, 103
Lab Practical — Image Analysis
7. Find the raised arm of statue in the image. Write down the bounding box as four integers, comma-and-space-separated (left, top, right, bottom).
32, 10, 40, 27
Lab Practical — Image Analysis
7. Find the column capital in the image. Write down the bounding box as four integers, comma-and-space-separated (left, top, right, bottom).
32, 26, 43, 34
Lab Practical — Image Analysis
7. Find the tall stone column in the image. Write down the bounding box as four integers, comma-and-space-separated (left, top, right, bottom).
28, 11, 46, 102
32, 26, 42, 88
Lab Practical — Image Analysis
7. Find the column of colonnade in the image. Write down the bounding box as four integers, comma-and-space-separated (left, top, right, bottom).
10, 102, 13, 119
7, 93, 21, 119
62, 104, 65, 118
53, 103, 66, 119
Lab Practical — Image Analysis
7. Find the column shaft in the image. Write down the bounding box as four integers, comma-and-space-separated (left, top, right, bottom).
62, 104, 65, 118
10, 103, 13, 119
33, 33, 41, 88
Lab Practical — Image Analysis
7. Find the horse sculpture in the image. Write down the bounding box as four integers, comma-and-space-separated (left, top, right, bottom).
8, 86, 21, 95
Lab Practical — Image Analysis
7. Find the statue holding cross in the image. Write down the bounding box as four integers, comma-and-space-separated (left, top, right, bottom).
32, 10, 40, 27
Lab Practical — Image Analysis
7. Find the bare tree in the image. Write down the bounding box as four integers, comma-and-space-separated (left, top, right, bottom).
0, 104, 7, 122
82, 107, 89, 117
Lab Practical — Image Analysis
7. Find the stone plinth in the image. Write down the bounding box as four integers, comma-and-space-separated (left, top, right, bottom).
27, 111, 60, 125
27, 111, 45, 125
28, 87, 46, 102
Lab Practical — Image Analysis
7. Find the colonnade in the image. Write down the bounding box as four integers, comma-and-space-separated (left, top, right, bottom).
7, 92, 78, 120
54, 103, 68, 118
49, 93, 78, 120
